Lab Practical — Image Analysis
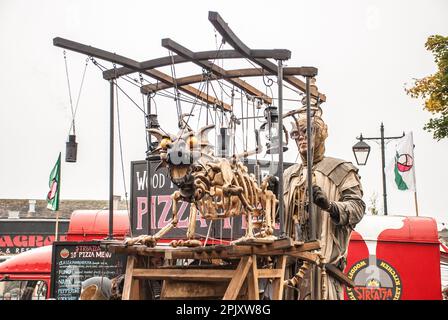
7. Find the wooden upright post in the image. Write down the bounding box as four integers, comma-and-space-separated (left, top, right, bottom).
247, 255, 259, 300
122, 256, 139, 300
271, 255, 287, 300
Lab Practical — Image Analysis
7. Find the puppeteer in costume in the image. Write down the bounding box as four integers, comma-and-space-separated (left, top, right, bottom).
283, 86, 366, 300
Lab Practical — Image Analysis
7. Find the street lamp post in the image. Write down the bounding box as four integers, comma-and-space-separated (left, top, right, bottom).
352, 123, 404, 215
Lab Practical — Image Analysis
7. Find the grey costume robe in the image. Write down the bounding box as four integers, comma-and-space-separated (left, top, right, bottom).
283, 156, 366, 299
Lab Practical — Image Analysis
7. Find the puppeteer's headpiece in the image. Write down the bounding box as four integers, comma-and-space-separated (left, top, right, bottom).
290, 78, 328, 164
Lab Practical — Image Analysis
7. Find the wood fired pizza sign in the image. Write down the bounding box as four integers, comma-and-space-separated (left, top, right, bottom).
346, 258, 402, 300
130, 160, 287, 239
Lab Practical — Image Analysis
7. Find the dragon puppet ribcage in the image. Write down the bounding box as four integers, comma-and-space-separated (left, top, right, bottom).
125, 124, 279, 247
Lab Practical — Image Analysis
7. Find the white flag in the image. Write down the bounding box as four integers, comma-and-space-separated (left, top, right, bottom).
388, 132, 416, 191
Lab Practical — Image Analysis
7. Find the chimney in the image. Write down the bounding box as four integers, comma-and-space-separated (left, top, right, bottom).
113, 195, 121, 210
8, 211, 20, 219
28, 199, 36, 213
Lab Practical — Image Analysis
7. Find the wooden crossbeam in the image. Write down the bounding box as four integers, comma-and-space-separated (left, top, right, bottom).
162, 38, 273, 105
132, 268, 236, 281
208, 11, 326, 102
141, 67, 322, 94
140, 69, 232, 111
112, 238, 306, 300
106, 239, 320, 260
53, 37, 141, 70
102, 49, 291, 80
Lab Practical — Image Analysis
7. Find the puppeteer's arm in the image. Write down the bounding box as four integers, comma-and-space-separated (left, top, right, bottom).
329, 172, 366, 227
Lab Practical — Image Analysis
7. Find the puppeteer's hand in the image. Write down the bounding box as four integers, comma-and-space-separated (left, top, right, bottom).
312, 185, 340, 221
312, 185, 331, 210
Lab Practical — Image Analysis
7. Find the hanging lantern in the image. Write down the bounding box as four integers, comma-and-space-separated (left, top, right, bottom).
217, 127, 233, 157
148, 114, 160, 129
65, 135, 78, 162
259, 106, 288, 154
147, 114, 160, 151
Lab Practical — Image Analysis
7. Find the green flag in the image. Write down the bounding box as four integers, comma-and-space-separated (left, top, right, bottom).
47, 152, 61, 211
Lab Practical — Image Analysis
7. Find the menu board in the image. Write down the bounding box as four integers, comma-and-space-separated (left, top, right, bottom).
50, 241, 127, 300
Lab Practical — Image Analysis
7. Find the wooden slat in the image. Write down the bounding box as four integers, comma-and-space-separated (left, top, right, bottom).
132, 268, 236, 281
162, 281, 230, 299
325, 264, 355, 288
223, 256, 253, 300
289, 251, 321, 264
247, 255, 259, 300
122, 256, 137, 300
257, 268, 284, 279
271, 255, 287, 300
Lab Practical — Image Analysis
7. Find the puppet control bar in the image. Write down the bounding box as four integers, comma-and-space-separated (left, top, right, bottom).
53, 11, 322, 240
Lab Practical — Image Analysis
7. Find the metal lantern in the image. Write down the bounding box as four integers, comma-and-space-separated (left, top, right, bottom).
147, 114, 160, 151
65, 135, 78, 162
352, 139, 371, 166
259, 106, 288, 154
217, 127, 233, 157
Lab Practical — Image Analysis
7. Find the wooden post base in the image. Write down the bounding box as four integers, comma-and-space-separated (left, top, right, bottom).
105, 238, 323, 300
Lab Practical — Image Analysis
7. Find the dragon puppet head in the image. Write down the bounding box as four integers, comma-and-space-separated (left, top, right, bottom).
147, 125, 215, 201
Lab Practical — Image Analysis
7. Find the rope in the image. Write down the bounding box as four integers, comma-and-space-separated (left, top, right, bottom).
63, 51, 75, 135
115, 80, 133, 237
114, 82, 147, 115
69, 58, 90, 134
240, 90, 245, 151
246, 95, 249, 150
168, 50, 182, 127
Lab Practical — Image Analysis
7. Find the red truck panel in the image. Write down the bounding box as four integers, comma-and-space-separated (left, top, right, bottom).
344, 215, 442, 300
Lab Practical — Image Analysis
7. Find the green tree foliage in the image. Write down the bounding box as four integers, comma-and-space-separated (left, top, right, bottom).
406, 35, 448, 140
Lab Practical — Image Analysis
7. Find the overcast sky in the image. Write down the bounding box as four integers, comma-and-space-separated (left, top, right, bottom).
1, 0, 447, 226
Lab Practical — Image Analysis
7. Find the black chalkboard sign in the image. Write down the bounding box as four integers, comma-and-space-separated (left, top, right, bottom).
130, 159, 293, 239
50, 241, 127, 300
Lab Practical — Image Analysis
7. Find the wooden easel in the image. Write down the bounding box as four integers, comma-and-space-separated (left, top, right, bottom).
107, 238, 322, 300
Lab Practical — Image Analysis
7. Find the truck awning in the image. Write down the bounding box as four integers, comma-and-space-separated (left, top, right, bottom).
0, 245, 52, 275
350, 215, 439, 244
66, 210, 130, 241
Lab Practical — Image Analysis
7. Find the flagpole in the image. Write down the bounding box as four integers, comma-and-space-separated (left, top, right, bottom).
410, 132, 419, 217
55, 152, 61, 241
55, 210, 60, 241
414, 191, 419, 217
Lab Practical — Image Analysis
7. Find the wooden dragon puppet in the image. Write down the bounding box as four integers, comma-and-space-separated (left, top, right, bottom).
126, 124, 279, 247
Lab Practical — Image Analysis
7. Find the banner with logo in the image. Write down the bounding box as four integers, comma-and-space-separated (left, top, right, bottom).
386, 132, 416, 192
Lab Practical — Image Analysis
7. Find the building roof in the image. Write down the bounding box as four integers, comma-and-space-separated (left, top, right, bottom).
0, 199, 128, 219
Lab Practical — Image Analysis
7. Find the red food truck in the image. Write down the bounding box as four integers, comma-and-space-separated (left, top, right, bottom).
0, 211, 443, 300
344, 215, 442, 300
0, 210, 130, 300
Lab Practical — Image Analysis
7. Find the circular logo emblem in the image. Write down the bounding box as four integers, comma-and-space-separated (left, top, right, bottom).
60, 248, 69, 259
396, 154, 413, 172
47, 179, 58, 200
346, 258, 402, 300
